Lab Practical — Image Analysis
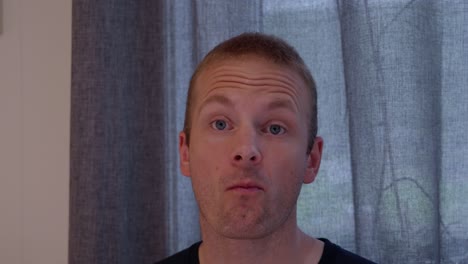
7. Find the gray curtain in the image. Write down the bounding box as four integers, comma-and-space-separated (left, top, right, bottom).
69, 1, 468, 263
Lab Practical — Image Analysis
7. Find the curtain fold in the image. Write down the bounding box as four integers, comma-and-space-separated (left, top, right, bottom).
336, 1, 443, 261
70, 1, 168, 263
439, 1, 468, 263
70, 1, 468, 263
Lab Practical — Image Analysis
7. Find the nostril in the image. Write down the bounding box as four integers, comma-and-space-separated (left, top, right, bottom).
250, 156, 256, 161
234, 155, 242, 161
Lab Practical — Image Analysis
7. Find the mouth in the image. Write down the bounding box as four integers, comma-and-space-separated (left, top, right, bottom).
226, 182, 264, 192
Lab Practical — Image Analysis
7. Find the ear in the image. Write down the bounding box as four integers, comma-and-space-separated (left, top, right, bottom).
304, 136, 323, 184
179, 131, 191, 177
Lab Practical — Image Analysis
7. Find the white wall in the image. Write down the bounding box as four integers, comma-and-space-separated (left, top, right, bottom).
0, 0, 71, 263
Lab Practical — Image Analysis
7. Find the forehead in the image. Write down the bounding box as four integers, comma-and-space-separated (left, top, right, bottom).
188, 56, 312, 128
193, 56, 309, 100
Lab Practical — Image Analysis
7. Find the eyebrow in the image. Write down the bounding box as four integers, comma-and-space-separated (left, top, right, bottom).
266, 98, 298, 114
198, 94, 234, 113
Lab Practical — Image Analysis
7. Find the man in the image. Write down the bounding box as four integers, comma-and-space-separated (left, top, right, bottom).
157, 33, 376, 264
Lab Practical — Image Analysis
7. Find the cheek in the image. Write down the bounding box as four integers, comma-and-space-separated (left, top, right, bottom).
189, 153, 218, 203
263, 146, 308, 184
188, 140, 225, 185
192, 135, 232, 167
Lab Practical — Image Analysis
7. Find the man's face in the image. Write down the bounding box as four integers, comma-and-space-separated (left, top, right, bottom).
179, 56, 322, 239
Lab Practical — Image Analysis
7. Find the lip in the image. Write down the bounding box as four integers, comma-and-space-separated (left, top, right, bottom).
226, 182, 264, 192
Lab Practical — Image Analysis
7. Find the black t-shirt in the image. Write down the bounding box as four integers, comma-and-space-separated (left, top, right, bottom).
155, 238, 377, 264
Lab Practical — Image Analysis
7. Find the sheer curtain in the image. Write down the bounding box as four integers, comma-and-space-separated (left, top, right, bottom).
69, 1, 468, 263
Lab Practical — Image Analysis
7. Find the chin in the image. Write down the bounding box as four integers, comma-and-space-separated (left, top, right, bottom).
219, 219, 272, 240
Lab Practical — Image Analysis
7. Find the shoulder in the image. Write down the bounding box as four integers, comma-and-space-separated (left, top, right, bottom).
318, 238, 377, 264
155, 241, 201, 264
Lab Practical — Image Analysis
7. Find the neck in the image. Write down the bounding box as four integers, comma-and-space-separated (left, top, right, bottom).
198, 213, 323, 264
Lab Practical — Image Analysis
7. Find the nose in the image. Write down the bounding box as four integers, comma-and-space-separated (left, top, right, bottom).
231, 130, 262, 167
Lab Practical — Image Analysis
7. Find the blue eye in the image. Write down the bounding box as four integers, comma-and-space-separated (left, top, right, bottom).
268, 124, 285, 135
212, 120, 228, 130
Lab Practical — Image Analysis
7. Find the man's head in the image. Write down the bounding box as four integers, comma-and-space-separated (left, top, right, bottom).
183, 32, 317, 153
178, 32, 323, 240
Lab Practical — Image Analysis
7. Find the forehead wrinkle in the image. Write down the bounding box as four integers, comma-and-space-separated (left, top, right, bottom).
204, 79, 302, 112
194, 60, 310, 121
207, 80, 298, 97
209, 67, 301, 92
197, 84, 302, 121
205, 75, 302, 105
